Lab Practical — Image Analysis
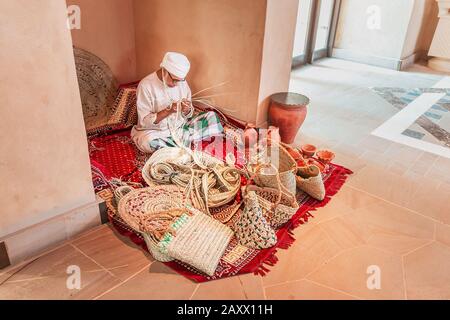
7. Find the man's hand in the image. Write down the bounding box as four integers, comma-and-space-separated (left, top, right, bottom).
180, 99, 192, 115
168, 101, 179, 113
167, 99, 191, 115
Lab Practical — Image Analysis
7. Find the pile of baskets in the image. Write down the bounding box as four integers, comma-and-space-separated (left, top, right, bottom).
114, 137, 328, 276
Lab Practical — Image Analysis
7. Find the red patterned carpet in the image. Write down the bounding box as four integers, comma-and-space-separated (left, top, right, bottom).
89, 129, 352, 282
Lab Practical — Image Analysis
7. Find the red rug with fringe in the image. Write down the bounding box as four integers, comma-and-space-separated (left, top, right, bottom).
89, 129, 352, 282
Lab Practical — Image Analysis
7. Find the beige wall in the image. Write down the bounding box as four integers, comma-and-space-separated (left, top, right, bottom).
334, 0, 439, 68
133, 0, 267, 122
134, 0, 298, 123
67, 0, 137, 83
0, 0, 96, 238
335, 0, 413, 60
401, 0, 439, 59
257, 0, 299, 126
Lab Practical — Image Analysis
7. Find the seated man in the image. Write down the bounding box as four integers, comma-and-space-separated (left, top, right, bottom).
131, 52, 223, 153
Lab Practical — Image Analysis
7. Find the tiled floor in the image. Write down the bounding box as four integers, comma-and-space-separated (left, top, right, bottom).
1, 58, 449, 300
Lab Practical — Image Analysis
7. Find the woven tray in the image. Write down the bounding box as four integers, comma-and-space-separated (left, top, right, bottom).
117, 185, 186, 262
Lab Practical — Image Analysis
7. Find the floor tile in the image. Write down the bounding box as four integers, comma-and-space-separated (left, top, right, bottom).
306, 246, 405, 299
309, 185, 379, 224
1, 245, 101, 283
319, 215, 368, 251
261, 226, 342, 287
0, 245, 120, 299
98, 262, 196, 300
72, 224, 153, 281
345, 200, 435, 254
265, 279, 357, 300
404, 242, 450, 299
191, 274, 264, 300
0, 271, 119, 300
435, 222, 450, 247
238, 274, 266, 299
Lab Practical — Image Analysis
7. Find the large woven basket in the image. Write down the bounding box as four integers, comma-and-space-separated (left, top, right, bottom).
117, 185, 186, 262
142, 147, 241, 213
157, 206, 234, 276
246, 185, 299, 229
142, 147, 191, 186
74, 47, 118, 132
254, 139, 297, 196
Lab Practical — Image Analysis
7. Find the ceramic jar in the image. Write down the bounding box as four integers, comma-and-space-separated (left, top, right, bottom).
268, 92, 310, 144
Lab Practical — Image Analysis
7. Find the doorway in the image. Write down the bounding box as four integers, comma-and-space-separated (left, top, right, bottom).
292, 0, 341, 68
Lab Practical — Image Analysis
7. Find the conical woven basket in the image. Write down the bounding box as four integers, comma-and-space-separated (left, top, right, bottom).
296, 174, 325, 201
246, 185, 299, 229
235, 191, 277, 249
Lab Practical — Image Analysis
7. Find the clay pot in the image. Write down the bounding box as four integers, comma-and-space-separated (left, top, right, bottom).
268, 92, 309, 144
301, 144, 317, 157
316, 150, 335, 164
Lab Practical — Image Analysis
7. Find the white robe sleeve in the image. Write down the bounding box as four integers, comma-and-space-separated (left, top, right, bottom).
184, 84, 194, 117
186, 83, 192, 101
136, 84, 158, 129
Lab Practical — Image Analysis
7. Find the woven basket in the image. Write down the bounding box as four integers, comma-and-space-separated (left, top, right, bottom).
246, 185, 299, 229
253, 139, 297, 196
74, 47, 118, 132
157, 206, 234, 276
142, 147, 241, 213
235, 191, 277, 249
117, 185, 186, 262
113, 186, 134, 206
142, 147, 191, 186
296, 174, 326, 201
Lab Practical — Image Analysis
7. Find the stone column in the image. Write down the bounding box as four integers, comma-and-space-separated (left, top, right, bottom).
428, 0, 450, 72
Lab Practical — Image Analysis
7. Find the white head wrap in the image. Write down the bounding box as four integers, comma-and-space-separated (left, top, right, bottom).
160, 52, 190, 79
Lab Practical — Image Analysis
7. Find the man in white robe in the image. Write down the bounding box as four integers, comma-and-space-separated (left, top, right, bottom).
131, 52, 223, 153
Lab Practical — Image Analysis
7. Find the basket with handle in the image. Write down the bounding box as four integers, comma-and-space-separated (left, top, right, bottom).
253, 138, 297, 196
296, 165, 326, 201
244, 163, 299, 229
